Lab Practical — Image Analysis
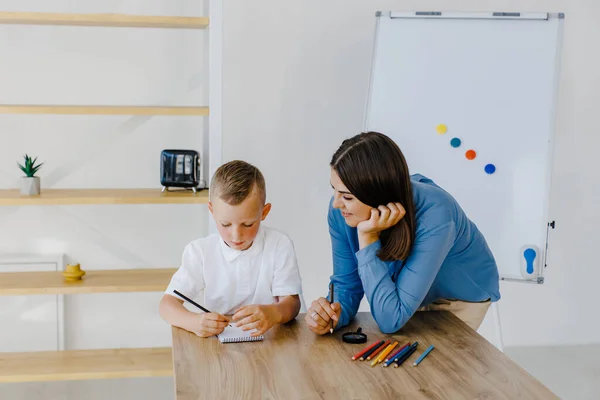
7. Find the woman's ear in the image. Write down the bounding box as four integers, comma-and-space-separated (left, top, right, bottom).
261, 203, 272, 220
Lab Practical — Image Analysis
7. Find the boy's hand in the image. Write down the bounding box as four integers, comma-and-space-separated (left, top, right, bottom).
191, 313, 230, 338
305, 297, 342, 335
232, 305, 281, 337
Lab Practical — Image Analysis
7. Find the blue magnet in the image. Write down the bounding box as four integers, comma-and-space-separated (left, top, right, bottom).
450, 138, 461, 148
485, 164, 496, 174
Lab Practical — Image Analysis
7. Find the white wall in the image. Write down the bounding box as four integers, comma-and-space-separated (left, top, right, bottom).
0, 0, 598, 397
222, 0, 599, 348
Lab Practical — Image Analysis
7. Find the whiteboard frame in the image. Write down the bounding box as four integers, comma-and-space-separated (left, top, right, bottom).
364, 11, 565, 284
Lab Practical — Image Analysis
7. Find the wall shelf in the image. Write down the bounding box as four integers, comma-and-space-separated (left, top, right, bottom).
0, 268, 177, 295
0, 12, 208, 29
0, 347, 173, 383
0, 189, 208, 206
0, 105, 209, 116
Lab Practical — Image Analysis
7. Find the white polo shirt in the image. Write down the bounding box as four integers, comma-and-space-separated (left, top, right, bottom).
166, 225, 303, 315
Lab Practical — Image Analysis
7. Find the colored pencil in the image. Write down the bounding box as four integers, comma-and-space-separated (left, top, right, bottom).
329, 282, 334, 334
383, 343, 412, 368
394, 342, 418, 368
386, 342, 410, 362
371, 342, 394, 367
352, 340, 383, 361
373, 341, 398, 366
359, 340, 386, 361
366, 340, 391, 361
413, 344, 435, 366
383, 343, 410, 368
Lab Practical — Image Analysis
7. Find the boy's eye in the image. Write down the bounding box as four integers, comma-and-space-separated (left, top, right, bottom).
221, 223, 231, 227
243, 223, 254, 228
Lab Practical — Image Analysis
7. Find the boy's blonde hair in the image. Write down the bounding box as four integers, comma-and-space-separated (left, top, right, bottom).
209, 160, 266, 205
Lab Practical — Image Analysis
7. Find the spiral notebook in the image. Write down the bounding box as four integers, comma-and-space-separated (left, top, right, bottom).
217, 325, 264, 343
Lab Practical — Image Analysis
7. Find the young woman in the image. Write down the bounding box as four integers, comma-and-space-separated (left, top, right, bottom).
306, 131, 500, 334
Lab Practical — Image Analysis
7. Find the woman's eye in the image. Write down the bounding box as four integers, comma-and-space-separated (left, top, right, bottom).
343, 196, 353, 201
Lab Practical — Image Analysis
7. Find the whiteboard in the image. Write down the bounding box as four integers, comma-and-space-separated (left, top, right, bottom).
364, 11, 564, 282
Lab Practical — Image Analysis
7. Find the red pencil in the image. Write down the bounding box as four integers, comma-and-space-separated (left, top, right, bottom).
385, 342, 410, 362
366, 340, 391, 361
351, 340, 383, 361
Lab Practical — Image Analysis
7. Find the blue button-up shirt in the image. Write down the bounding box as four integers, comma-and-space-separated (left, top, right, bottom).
328, 174, 500, 333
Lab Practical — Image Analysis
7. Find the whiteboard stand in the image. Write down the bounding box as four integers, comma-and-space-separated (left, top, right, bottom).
491, 302, 504, 352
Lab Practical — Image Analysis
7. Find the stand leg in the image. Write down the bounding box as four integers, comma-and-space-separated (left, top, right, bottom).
492, 301, 504, 352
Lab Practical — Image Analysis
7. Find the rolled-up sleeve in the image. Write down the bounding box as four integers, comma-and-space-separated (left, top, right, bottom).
328, 200, 364, 329
357, 222, 456, 333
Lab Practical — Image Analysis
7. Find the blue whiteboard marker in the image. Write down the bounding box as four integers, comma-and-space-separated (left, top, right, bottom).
520, 245, 540, 278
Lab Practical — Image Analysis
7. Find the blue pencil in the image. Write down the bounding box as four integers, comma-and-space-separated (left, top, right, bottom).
382, 344, 412, 368
413, 344, 435, 366
393, 344, 418, 368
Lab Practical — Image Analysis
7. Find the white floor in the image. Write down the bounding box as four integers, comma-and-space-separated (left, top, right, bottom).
505, 344, 600, 400
2, 345, 599, 399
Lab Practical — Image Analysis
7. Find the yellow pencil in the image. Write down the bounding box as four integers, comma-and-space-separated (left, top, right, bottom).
371, 341, 397, 367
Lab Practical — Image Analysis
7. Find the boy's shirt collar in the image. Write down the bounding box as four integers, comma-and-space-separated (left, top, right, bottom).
219, 225, 265, 262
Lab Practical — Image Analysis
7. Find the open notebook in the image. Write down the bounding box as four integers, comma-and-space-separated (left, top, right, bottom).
217, 325, 264, 343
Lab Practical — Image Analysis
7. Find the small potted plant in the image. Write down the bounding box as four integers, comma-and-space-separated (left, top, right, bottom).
17, 154, 43, 195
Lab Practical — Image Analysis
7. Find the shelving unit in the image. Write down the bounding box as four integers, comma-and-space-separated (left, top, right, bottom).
0, 4, 221, 384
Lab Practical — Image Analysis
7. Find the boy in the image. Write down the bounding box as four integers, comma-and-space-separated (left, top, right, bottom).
159, 160, 303, 337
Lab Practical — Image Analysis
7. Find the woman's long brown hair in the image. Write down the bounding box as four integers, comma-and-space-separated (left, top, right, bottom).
330, 131, 416, 261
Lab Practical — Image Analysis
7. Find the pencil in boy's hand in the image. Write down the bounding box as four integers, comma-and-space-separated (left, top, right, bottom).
329, 282, 334, 334
173, 290, 210, 313
173, 289, 232, 327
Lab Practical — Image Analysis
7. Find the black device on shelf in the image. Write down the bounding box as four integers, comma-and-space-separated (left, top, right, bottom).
160, 150, 202, 193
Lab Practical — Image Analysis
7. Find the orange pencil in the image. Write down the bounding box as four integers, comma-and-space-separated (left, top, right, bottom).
371, 341, 398, 366
378, 341, 398, 363
352, 340, 383, 361
366, 340, 390, 361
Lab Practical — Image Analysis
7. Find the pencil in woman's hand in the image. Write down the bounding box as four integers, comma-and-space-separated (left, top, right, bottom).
329, 282, 334, 334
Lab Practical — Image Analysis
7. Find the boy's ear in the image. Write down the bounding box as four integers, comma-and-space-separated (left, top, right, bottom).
208, 202, 214, 214
261, 203, 272, 220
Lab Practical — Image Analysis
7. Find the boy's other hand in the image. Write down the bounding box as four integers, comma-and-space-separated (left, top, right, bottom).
232, 305, 281, 337
192, 313, 230, 338
306, 297, 341, 335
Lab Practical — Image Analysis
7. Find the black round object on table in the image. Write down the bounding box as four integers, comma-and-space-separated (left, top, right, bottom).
342, 327, 367, 344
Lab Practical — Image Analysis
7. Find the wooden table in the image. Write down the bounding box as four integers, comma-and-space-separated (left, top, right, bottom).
172, 311, 558, 399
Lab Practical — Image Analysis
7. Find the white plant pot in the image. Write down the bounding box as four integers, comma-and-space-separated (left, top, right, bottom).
20, 176, 40, 195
